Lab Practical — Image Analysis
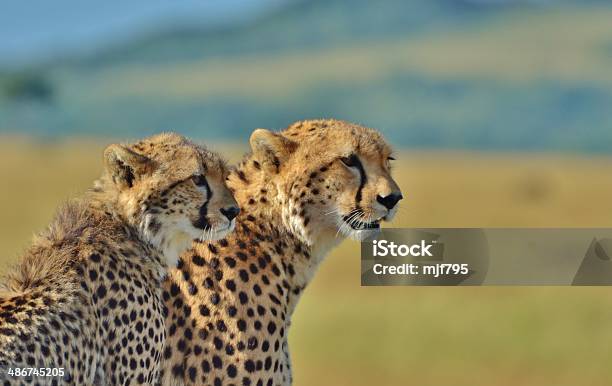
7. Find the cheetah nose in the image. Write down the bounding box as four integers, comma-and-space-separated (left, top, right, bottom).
220, 206, 240, 221
376, 193, 403, 210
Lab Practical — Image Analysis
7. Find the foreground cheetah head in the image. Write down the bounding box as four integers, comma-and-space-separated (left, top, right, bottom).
98, 133, 239, 267
245, 119, 402, 248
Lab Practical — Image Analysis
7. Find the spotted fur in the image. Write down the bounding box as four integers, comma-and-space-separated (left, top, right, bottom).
161, 120, 402, 385
0, 133, 238, 385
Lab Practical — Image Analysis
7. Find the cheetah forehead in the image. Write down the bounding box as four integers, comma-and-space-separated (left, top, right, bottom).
283, 119, 391, 156
128, 132, 228, 180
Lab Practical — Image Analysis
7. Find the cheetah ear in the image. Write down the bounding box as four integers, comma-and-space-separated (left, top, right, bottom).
103, 144, 153, 189
249, 129, 297, 173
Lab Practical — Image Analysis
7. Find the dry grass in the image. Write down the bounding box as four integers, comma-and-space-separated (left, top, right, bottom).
2, 139, 612, 385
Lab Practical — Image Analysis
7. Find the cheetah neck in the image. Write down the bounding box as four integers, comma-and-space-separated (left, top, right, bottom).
3, 197, 150, 293
87, 185, 166, 266
227, 159, 339, 312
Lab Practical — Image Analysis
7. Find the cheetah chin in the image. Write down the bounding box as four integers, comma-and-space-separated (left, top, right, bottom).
156, 217, 237, 269
339, 217, 382, 241
196, 219, 236, 242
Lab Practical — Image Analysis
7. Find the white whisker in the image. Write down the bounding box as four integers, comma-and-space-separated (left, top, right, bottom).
324, 208, 341, 216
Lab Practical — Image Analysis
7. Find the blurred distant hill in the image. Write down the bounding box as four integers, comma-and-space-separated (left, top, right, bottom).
44, 0, 507, 67
1, 0, 612, 152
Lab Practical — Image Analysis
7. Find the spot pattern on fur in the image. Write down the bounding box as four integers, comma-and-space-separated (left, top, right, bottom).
161, 120, 401, 386
0, 133, 236, 385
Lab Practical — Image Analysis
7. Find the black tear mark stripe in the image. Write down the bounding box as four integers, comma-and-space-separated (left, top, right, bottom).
200, 175, 212, 202
195, 176, 213, 230
350, 154, 367, 204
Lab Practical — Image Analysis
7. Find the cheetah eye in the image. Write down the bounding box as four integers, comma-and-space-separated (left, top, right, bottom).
387, 156, 396, 161
340, 154, 359, 168
192, 174, 207, 187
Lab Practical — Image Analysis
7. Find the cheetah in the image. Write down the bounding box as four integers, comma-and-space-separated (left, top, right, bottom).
161, 120, 402, 385
0, 133, 239, 385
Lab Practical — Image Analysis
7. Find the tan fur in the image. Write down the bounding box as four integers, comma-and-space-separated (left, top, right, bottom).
0, 133, 237, 385
161, 120, 402, 385
4, 202, 113, 293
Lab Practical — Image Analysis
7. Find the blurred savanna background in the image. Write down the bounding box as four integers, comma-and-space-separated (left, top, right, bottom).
2, 0, 612, 384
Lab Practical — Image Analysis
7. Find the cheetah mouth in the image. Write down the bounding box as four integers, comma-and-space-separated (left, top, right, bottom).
198, 222, 234, 237
344, 218, 381, 230
190, 218, 235, 241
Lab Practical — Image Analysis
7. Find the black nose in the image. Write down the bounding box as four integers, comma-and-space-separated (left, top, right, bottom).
220, 206, 240, 221
376, 193, 403, 210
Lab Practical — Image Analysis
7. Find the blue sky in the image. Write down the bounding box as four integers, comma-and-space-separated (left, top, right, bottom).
0, 0, 286, 66
0, 0, 582, 67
